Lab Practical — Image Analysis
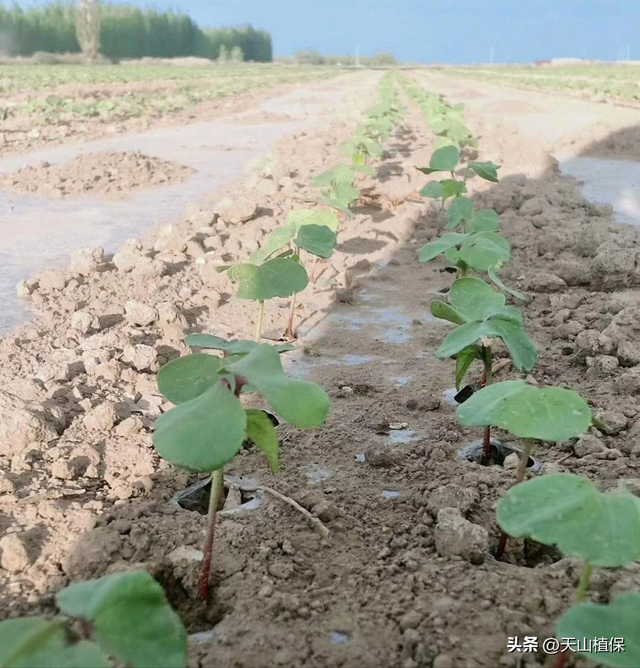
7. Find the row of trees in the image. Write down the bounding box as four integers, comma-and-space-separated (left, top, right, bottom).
0, 1, 272, 62
292, 50, 398, 67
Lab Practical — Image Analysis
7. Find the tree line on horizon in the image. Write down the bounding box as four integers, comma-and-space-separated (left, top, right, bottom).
0, 1, 272, 62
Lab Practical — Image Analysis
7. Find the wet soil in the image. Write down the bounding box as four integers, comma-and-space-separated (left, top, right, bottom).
2, 70, 640, 668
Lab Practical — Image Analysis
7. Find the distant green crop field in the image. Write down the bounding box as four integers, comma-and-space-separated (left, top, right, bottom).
0, 63, 338, 125
442, 64, 640, 104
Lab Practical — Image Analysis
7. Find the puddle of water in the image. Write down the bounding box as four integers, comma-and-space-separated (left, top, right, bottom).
387, 429, 418, 445
558, 155, 640, 227
287, 352, 377, 379
0, 84, 357, 335
382, 490, 400, 500
329, 631, 350, 646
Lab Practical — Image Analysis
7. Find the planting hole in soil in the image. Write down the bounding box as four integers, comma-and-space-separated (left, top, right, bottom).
457, 439, 544, 472
172, 477, 263, 516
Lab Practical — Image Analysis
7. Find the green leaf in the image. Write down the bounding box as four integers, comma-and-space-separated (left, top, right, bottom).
286, 209, 339, 232
333, 182, 360, 206
438, 318, 536, 371
498, 475, 640, 567
557, 593, 640, 667
57, 571, 187, 668
246, 409, 280, 473
488, 265, 525, 301
312, 170, 335, 188
440, 179, 467, 200
229, 258, 309, 301
469, 209, 500, 233
455, 347, 479, 390
185, 334, 294, 355
158, 354, 224, 405
458, 232, 511, 271
418, 145, 460, 174
226, 345, 330, 428
457, 380, 592, 441
487, 317, 538, 371
419, 233, 467, 263
330, 163, 356, 185
430, 299, 464, 325
445, 196, 474, 229
318, 196, 355, 218
249, 224, 296, 264
154, 381, 247, 471
420, 181, 443, 199
448, 277, 506, 322
363, 137, 383, 158
469, 161, 500, 183
296, 224, 337, 259
0, 619, 110, 668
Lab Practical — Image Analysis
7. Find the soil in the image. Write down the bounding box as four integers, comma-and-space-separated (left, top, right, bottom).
1, 68, 640, 668
0, 151, 194, 198
0, 72, 340, 159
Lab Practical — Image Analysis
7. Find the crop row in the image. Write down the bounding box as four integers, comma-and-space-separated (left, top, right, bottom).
0, 72, 405, 667
402, 73, 640, 668
3, 71, 636, 668
4, 67, 337, 126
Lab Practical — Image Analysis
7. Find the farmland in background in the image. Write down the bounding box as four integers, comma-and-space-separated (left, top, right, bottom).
443, 63, 640, 104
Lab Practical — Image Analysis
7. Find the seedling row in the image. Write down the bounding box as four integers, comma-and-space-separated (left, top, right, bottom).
1, 73, 636, 668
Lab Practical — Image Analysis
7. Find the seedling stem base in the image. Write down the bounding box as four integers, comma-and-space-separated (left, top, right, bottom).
198, 467, 225, 602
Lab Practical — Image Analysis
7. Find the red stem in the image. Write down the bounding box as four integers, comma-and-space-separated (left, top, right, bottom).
198, 467, 224, 602
555, 650, 568, 668
481, 425, 491, 466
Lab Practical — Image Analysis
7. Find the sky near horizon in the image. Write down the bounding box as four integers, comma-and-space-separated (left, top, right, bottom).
14, 0, 640, 63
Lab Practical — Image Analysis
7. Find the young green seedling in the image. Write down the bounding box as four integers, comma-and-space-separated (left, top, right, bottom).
431, 278, 537, 463
249, 209, 339, 338
458, 380, 592, 557
419, 230, 511, 278
225, 251, 308, 342
418, 145, 467, 208
153, 341, 330, 601
312, 164, 360, 217
498, 474, 640, 668
0, 571, 187, 668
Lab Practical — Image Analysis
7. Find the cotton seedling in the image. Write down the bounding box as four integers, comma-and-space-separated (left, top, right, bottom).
224, 250, 308, 341
248, 209, 339, 338
312, 164, 360, 216
0, 571, 187, 668
431, 278, 537, 463
498, 474, 640, 668
153, 340, 330, 600
458, 380, 592, 557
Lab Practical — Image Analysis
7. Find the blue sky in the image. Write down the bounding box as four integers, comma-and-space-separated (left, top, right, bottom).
18, 0, 640, 63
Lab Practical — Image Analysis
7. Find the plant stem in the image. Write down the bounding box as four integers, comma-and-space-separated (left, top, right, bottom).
287, 293, 297, 340
515, 437, 534, 485
481, 346, 493, 466
554, 562, 593, 668
575, 561, 593, 602
198, 467, 224, 603
255, 301, 265, 343
496, 437, 534, 560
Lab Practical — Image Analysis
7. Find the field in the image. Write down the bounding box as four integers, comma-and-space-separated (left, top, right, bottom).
443, 63, 640, 105
1, 62, 640, 668
0, 63, 338, 155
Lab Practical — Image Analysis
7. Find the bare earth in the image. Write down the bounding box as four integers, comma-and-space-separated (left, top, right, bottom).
2, 70, 640, 668
0, 151, 194, 198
